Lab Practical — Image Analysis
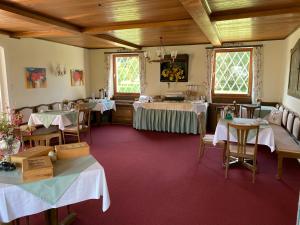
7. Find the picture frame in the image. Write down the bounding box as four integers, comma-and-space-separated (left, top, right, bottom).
25, 67, 47, 89
160, 54, 189, 82
70, 69, 84, 86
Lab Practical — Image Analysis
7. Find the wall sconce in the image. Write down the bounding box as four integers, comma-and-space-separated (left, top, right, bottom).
56, 64, 66, 76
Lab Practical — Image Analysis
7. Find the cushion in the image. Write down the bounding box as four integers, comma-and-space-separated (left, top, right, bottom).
292, 117, 300, 140
270, 124, 300, 153
278, 105, 284, 111
282, 109, 289, 127
286, 112, 294, 133
268, 109, 283, 125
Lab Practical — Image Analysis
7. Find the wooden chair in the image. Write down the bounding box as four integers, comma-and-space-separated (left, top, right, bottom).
22, 132, 62, 147
225, 123, 260, 183
62, 107, 91, 144
241, 104, 261, 118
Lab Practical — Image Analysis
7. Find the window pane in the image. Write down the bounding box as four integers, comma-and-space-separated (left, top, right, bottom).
115, 56, 140, 94
214, 50, 251, 95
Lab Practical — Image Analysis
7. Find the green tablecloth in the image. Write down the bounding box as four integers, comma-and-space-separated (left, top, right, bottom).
35, 110, 78, 128
0, 155, 97, 205
133, 107, 199, 134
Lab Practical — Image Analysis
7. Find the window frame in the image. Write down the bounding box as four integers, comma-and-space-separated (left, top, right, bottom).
113, 54, 140, 97
211, 48, 253, 101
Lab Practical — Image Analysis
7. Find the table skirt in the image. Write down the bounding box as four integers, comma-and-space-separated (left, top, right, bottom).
133, 108, 199, 134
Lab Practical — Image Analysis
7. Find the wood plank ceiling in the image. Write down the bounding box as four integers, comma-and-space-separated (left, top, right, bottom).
0, 0, 299, 49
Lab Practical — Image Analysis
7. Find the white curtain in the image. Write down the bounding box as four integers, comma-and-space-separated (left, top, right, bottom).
138, 53, 147, 95
252, 46, 263, 103
205, 49, 215, 103
104, 54, 114, 99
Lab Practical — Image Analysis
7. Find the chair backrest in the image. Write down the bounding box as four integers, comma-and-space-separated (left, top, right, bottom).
15, 107, 34, 124
77, 108, 91, 131
241, 105, 261, 118
51, 102, 62, 111
24, 132, 61, 148
227, 123, 260, 155
36, 104, 50, 112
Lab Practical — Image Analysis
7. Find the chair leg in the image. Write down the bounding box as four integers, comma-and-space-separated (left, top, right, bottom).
77, 132, 80, 143
62, 132, 66, 144
276, 154, 283, 180
252, 160, 256, 184
26, 216, 30, 225
89, 129, 92, 144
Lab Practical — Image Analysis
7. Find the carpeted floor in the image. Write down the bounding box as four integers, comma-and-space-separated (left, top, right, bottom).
28, 125, 299, 225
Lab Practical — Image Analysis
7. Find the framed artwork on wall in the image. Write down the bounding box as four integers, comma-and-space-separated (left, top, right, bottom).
25, 67, 47, 89
160, 54, 189, 82
288, 39, 300, 99
70, 69, 84, 86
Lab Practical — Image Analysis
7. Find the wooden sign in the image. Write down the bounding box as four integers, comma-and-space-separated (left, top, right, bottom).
11, 146, 54, 166
55, 142, 89, 160
22, 156, 53, 182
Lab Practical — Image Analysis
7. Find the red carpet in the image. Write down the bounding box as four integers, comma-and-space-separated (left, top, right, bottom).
27, 125, 300, 225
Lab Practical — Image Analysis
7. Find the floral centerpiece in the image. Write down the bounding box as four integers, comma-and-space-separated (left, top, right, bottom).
0, 109, 22, 162
161, 65, 184, 82
223, 105, 235, 120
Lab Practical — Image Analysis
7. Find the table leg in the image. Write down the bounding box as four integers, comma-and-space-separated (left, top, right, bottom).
44, 208, 77, 225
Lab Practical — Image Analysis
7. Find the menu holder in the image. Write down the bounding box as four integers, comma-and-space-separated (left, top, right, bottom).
55, 142, 90, 160
11, 146, 54, 167
22, 156, 53, 182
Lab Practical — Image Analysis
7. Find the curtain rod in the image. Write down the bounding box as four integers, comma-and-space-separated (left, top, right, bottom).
206, 44, 263, 49
104, 51, 144, 55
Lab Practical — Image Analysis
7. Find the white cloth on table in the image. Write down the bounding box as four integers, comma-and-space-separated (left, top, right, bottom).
28, 113, 73, 130
89, 99, 116, 113
133, 101, 208, 115
0, 162, 110, 223
213, 118, 275, 152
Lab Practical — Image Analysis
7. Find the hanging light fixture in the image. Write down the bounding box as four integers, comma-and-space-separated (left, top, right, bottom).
144, 37, 178, 63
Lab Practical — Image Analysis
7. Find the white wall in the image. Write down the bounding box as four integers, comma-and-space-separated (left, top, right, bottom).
0, 35, 89, 108
282, 27, 300, 114
88, 41, 285, 102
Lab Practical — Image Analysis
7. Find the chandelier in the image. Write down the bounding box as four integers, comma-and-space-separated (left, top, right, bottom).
144, 37, 178, 63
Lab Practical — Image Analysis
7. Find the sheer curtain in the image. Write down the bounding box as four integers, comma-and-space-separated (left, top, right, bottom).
138, 53, 147, 95
104, 54, 114, 98
252, 46, 263, 103
205, 49, 215, 103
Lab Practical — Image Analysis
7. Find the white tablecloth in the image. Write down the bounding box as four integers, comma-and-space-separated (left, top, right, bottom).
213, 118, 275, 152
28, 112, 75, 130
0, 162, 110, 223
89, 99, 116, 114
133, 101, 208, 115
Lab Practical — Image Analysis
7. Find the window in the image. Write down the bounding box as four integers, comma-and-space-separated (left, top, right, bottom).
113, 54, 140, 95
212, 48, 253, 99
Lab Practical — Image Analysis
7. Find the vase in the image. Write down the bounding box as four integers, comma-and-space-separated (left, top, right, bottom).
0, 139, 20, 162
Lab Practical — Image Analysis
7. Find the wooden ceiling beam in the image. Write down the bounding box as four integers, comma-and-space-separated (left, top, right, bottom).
178, 0, 221, 46
0, 1, 140, 49
83, 19, 195, 34
210, 6, 300, 22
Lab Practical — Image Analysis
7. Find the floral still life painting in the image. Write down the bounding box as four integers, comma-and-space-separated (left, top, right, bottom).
70, 69, 84, 86
160, 54, 189, 82
25, 67, 47, 89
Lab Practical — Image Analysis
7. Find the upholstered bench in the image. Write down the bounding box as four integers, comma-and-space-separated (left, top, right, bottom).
269, 105, 300, 179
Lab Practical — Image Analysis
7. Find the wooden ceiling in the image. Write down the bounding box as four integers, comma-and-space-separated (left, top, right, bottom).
0, 0, 299, 49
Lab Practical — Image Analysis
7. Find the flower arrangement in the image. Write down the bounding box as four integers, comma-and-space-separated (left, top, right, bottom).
223, 105, 236, 120
161, 65, 184, 82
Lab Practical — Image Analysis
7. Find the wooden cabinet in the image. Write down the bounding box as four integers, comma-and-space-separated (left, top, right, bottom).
112, 100, 134, 125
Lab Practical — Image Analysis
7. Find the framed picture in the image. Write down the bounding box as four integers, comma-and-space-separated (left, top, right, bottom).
288, 39, 300, 99
25, 67, 47, 89
160, 54, 189, 82
70, 69, 84, 86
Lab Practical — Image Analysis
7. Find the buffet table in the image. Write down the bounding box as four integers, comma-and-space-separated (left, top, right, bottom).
133, 101, 208, 134
0, 155, 110, 224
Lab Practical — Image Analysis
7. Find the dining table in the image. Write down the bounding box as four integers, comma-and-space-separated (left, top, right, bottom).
88, 99, 116, 114
213, 117, 276, 152
0, 155, 110, 225
28, 110, 78, 130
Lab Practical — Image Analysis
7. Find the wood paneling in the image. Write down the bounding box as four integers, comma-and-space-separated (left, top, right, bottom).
108, 24, 209, 46
207, 0, 300, 12
6, 0, 191, 27
216, 14, 300, 42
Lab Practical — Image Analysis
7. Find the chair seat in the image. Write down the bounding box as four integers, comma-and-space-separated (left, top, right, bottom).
228, 143, 255, 156
63, 125, 88, 132
22, 125, 59, 136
